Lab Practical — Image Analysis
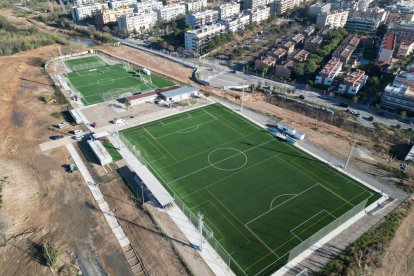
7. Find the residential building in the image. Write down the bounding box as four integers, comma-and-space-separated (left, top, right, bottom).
316, 10, 349, 28
315, 57, 343, 86
73, 0, 96, 5
96, 6, 134, 25
215, 2, 240, 20
381, 72, 414, 112
308, 2, 331, 17
290, 33, 305, 45
397, 40, 414, 57
255, 56, 277, 71
345, 15, 381, 34
268, 47, 287, 59
282, 41, 295, 54
271, 0, 295, 16
338, 69, 368, 94
302, 25, 316, 37
71, 3, 108, 21
219, 13, 250, 32
388, 22, 414, 41
108, 0, 137, 9
330, 0, 358, 11
292, 49, 309, 62
357, 0, 372, 11
275, 60, 296, 78
184, 0, 208, 13
249, 7, 271, 24
385, 1, 414, 14
378, 34, 396, 63
243, 0, 267, 10
185, 10, 219, 28
156, 4, 186, 21
184, 23, 226, 53
304, 35, 323, 51
117, 11, 158, 33
134, 0, 163, 12
332, 35, 360, 63
163, 0, 181, 5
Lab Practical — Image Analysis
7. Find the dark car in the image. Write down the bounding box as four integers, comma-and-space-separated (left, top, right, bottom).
367, 116, 374, 121
339, 102, 349, 108
50, 135, 64, 140
299, 95, 305, 100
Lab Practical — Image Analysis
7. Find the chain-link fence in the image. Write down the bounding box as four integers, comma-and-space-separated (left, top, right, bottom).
119, 133, 148, 167
288, 198, 368, 263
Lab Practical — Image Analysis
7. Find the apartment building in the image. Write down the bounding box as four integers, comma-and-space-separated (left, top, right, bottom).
244, 0, 267, 10
184, 0, 208, 13
108, 0, 137, 9
249, 7, 271, 24
184, 23, 226, 53
292, 49, 309, 63
330, 0, 358, 11
96, 6, 134, 25
345, 15, 380, 34
304, 35, 323, 51
302, 25, 316, 37
381, 72, 414, 112
117, 11, 158, 33
219, 13, 250, 32
308, 2, 331, 16
290, 33, 305, 45
338, 69, 368, 95
316, 10, 349, 28
156, 4, 186, 21
282, 41, 295, 54
357, 0, 373, 11
271, 0, 295, 15
378, 34, 396, 63
185, 10, 219, 28
268, 47, 287, 59
163, 0, 181, 5
332, 35, 360, 64
397, 40, 414, 57
215, 2, 240, 20
71, 3, 108, 21
134, 0, 163, 12
315, 57, 343, 86
255, 56, 277, 71
388, 22, 414, 41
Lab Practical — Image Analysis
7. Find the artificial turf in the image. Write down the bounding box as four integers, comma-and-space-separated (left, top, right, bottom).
64, 56, 174, 105
120, 104, 381, 275
64, 56, 106, 71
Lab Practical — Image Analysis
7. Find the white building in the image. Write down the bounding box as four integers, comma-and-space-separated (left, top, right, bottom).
243, 0, 267, 10
117, 11, 158, 33
156, 4, 186, 21
397, 39, 414, 57
108, 0, 137, 9
316, 10, 349, 28
345, 15, 381, 34
338, 69, 368, 95
308, 2, 331, 16
219, 13, 250, 32
357, 0, 373, 11
249, 6, 271, 24
271, 0, 295, 15
215, 2, 241, 20
184, 0, 208, 13
71, 3, 108, 21
185, 23, 226, 53
315, 57, 343, 86
159, 86, 199, 102
88, 140, 113, 165
134, 0, 163, 12
185, 9, 219, 28
388, 22, 414, 41
381, 72, 414, 112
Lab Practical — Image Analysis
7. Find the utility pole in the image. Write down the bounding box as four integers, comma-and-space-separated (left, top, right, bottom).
241, 86, 245, 112
141, 182, 145, 208
345, 135, 358, 170
197, 211, 204, 251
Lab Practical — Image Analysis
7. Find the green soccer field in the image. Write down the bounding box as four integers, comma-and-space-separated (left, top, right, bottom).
64, 56, 106, 71
64, 56, 174, 105
120, 104, 380, 275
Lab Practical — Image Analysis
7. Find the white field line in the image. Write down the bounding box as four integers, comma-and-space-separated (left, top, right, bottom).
167, 139, 275, 186
245, 183, 320, 226
75, 76, 130, 89
159, 113, 191, 125
245, 224, 280, 259
290, 210, 336, 239
270, 194, 296, 209
317, 183, 354, 207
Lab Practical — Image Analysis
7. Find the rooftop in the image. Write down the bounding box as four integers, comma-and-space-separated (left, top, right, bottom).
320, 57, 342, 77
283, 41, 295, 49
401, 39, 414, 46
160, 86, 198, 98
344, 69, 368, 87
381, 34, 395, 50
291, 33, 305, 44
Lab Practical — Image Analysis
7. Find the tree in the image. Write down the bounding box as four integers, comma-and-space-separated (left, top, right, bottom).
294, 63, 305, 76
304, 59, 318, 74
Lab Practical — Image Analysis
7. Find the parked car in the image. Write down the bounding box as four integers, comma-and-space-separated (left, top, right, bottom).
339, 102, 349, 108
299, 95, 305, 100
56, 122, 69, 129
72, 129, 83, 135
367, 116, 374, 122
112, 118, 126, 124
50, 135, 64, 140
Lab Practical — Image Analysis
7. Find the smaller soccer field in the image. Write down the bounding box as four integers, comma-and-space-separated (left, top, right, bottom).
120, 104, 381, 275
64, 56, 174, 105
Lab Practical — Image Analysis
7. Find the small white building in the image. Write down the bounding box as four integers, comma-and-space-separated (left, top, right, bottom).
185, 23, 226, 53
69, 109, 83, 125
214, 2, 241, 20
184, 0, 208, 13
88, 139, 113, 165
316, 10, 349, 28
249, 6, 271, 24
159, 86, 198, 102
156, 4, 186, 21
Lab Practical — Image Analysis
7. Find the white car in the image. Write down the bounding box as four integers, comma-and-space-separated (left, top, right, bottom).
57, 122, 69, 129
113, 118, 126, 124
73, 129, 83, 135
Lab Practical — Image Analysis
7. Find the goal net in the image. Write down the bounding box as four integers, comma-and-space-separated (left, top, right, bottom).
100, 87, 141, 102
71, 61, 106, 72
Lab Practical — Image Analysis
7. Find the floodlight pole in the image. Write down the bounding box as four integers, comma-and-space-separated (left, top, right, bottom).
344, 135, 357, 170
241, 86, 244, 113
197, 211, 204, 251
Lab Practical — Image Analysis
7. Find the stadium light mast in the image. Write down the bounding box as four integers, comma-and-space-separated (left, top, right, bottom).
241, 86, 244, 113
344, 135, 358, 170
197, 211, 204, 251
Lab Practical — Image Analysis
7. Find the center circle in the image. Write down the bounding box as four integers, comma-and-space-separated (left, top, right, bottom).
208, 148, 247, 171
97, 78, 114, 85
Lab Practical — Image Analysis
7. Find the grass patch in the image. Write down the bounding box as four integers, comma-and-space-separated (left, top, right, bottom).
102, 141, 122, 162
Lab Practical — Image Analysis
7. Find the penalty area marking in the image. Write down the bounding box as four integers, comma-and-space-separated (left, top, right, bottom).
208, 148, 248, 171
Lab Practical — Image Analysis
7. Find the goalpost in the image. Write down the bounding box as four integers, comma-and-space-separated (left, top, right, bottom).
71, 61, 106, 72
